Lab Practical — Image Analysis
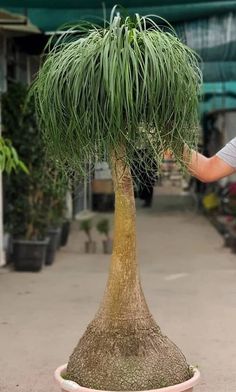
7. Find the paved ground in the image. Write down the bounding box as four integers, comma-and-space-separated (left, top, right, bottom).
1, 208, 236, 392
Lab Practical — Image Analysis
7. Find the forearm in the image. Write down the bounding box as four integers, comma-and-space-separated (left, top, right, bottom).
184, 147, 209, 181
184, 146, 235, 182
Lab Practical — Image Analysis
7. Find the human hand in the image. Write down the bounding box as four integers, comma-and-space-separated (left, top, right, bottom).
164, 149, 173, 160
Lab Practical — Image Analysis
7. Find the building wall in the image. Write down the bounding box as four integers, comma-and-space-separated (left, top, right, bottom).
0, 34, 7, 93
215, 111, 236, 144
215, 110, 236, 182
0, 32, 40, 90
224, 112, 236, 141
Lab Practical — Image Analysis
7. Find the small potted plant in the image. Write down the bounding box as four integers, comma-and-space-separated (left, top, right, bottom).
4, 160, 50, 271
80, 218, 96, 254
5, 166, 50, 271
96, 218, 113, 254
11, 221, 49, 272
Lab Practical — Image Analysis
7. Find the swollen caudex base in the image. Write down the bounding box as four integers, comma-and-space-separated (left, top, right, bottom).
65, 314, 191, 390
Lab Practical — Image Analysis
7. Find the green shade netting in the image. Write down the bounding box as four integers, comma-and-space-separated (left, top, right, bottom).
2, 3, 236, 82
2, 1, 236, 31
2, 1, 236, 110
200, 82, 236, 112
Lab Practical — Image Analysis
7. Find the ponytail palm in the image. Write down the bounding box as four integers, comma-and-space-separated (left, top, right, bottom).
32, 9, 201, 390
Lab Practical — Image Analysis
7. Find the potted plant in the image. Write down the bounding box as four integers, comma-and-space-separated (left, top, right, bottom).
80, 218, 96, 254
32, 8, 201, 391
0, 136, 28, 262
60, 190, 73, 247
5, 167, 49, 271
60, 219, 71, 247
96, 218, 112, 254
43, 170, 68, 265
3, 83, 50, 271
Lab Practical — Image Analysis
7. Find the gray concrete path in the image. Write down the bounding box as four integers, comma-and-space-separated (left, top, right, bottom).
1, 211, 236, 392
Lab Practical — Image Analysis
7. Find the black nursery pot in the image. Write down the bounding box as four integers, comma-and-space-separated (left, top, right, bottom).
12, 238, 49, 272
45, 228, 61, 265
85, 240, 96, 254
102, 238, 113, 254
60, 221, 71, 247
56, 226, 62, 249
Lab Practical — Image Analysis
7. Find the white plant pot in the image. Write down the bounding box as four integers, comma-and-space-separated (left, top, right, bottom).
55, 364, 200, 392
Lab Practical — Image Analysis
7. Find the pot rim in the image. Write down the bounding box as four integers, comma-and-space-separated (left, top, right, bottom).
55, 364, 200, 392
12, 238, 49, 245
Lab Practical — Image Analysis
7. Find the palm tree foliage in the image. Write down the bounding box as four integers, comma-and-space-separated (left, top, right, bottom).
32, 9, 201, 177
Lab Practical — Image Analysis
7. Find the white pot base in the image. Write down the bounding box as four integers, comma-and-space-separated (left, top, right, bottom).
55, 364, 200, 392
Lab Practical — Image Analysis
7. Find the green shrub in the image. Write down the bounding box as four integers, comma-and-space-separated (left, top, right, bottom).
3, 83, 67, 239
80, 219, 93, 241
96, 219, 110, 239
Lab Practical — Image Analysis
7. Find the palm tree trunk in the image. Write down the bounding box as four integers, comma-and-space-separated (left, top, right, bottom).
98, 152, 150, 320
67, 150, 191, 390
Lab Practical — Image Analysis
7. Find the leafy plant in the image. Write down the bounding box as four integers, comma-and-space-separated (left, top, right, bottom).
0, 137, 28, 174
80, 219, 93, 242
31, 8, 201, 390
96, 218, 110, 240
43, 169, 68, 228
3, 83, 67, 240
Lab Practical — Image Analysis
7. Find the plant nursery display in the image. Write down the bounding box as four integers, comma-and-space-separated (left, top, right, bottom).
32, 8, 201, 391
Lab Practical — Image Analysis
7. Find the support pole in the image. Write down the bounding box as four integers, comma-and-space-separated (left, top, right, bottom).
0, 34, 7, 266
0, 96, 5, 266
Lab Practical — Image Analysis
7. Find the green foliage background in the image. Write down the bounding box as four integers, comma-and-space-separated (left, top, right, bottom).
3, 83, 67, 239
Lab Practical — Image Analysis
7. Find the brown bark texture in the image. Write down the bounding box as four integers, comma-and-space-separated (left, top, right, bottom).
66, 153, 191, 390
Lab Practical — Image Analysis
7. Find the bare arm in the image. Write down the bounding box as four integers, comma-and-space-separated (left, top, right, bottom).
184, 147, 235, 182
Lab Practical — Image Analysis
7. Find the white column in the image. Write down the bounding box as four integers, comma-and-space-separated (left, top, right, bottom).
0, 34, 7, 267
0, 97, 5, 266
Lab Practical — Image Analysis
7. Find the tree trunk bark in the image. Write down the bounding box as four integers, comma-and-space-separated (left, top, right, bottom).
66, 152, 191, 391
97, 153, 150, 320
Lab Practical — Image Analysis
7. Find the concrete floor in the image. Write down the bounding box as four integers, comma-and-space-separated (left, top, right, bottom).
1, 209, 236, 392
